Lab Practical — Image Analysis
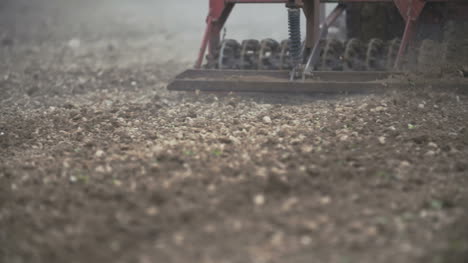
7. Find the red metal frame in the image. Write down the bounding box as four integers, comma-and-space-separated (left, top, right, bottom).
195, 0, 294, 68
195, 0, 468, 69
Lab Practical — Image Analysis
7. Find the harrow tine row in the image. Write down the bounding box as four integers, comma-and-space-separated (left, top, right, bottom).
212, 38, 404, 71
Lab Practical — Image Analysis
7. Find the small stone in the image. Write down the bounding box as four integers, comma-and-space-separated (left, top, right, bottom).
425, 150, 436, 156
300, 235, 312, 246
400, 161, 411, 168
146, 206, 159, 216
378, 136, 386, 145
255, 167, 268, 177
263, 116, 272, 124
270, 231, 284, 246
95, 165, 106, 173
186, 117, 194, 124
357, 103, 368, 110
203, 224, 216, 233
340, 135, 349, 142
281, 197, 299, 211
320, 196, 331, 205
62, 160, 70, 169
95, 150, 105, 157
207, 184, 216, 192
254, 194, 265, 206
418, 104, 425, 109
232, 220, 243, 231
113, 179, 122, 186
173, 233, 185, 246
229, 136, 240, 145
366, 226, 378, 237
428, 142, 438, 148
301, 145, 314, 153
303, 220, 319, 231
372, 106, 385, 112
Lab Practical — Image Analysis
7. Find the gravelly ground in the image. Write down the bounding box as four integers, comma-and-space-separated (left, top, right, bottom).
1, 1, 468, 263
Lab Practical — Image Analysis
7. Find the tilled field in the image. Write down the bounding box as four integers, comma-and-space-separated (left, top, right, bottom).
1, 1, 468, 263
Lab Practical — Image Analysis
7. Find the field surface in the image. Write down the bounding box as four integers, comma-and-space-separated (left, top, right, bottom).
1, 1, 467, 263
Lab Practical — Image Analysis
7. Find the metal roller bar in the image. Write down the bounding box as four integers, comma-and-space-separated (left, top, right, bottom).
168, 69, 468, 94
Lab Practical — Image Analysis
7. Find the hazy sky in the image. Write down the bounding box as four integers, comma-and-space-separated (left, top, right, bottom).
152, 1, 336, 41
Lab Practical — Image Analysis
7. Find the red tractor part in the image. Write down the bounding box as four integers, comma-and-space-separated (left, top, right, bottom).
195, 0, 468, 69
168, 0, 468, 94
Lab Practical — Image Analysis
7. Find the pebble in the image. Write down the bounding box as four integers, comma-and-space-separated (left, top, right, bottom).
146, 206, 159, 216
281, 197, 299, 211
300, 235, 312, 246
425, 150, 436, 156
185, 117, 194, 124
95, 149, 105, 157
339, 135, 349, 142
371, 106, 385, 112
303, 220, 319, 231
262, 116, 272, 124
254, 194, 265, 206
400, 161, 411, 168
366, 226, 378, 237
418, 104, 425, 109
320, 196, 331, 205
301, 145, 314, 153
173, 233, 185, 246
255, 167, 268, 177
378, 136, 386, 145
270, 232, 284, 246
428, 142, 438, 148
207, 184, 216, 192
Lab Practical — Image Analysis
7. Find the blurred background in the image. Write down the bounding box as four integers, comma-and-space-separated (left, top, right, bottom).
0, 0, 337, 65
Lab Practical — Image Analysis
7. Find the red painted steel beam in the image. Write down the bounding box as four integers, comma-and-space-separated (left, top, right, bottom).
393, 0, 426, 68
394, 0, 426, 21
225, 0, 287, 3
196, 16, 214, 68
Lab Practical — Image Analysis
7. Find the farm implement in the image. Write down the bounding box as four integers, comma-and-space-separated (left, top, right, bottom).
168, 0, 468, 94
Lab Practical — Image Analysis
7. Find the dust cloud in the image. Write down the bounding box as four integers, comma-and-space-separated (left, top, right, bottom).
0, 0, 294, 64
